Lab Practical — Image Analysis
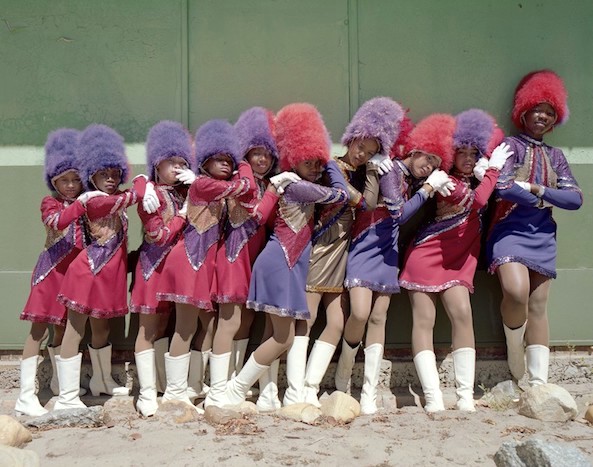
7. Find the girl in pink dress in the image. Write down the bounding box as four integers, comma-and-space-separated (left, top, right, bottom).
206, 107, 280, 408
130, 121, 193, 416
156, 120, 255, 409
15, 129, 101, 416
55, 124, 141, 410
399, 109, 512, 412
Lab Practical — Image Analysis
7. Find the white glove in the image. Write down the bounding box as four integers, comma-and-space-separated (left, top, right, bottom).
132, 174, 148, 182
175, 167, 197, 185
473, 157, 489, 181
368, 154, 394, 176
178, 198, 188, 217
77, 190, 108, 206
269, 171, 301, 194
514, 181, 531, 192
142, 182, 160, 214
425, 169, 455, 197
488, 142, 514, 170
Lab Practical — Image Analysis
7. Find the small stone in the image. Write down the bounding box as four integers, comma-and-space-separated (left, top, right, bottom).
320, 391, 360, 423
276, 403, 321, 425
495, 438, 591, 467
204, 406, 242, 425
24, 407, 105, 430
0, 415, 32, 447
518, 384, 578, 422
378, 389, 398, 412
103, 396, 137, 425
0, 445, 40, 467
493, 440, 525, 467
224, 401, 258, 415
585, 405, 593, 424
157, 400, 201, 424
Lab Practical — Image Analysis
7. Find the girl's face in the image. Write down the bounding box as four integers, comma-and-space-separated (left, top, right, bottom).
156, 156, 188, 185
53, 170, 83, 199
344, 138, 380, 168
408, 151, 441, 179
294, 159, 322, 182
246, 147, 274, 176
522, 102, 557, 140
92, 168, 122, 194
203, 154, 234, 180
453, 146, 478, 175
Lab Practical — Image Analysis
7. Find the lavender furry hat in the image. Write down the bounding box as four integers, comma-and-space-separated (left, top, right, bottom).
341, 97, 405, 157
146, 120, 193, 181
234, 107, 279, 162
78, 124, 128, 190
194, 119, 240, 169
44, 128, 81, 191
453, 109, 498, 157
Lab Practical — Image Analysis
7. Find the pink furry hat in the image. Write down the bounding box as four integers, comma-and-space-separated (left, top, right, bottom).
275, 103, 331, 171
404, 114, 456, 172
512, 70, 569, 129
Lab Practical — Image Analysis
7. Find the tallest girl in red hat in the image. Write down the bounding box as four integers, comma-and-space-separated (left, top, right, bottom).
487, 70, 583, 387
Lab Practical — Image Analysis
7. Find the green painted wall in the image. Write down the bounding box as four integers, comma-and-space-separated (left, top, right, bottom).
1, 0, 591, 350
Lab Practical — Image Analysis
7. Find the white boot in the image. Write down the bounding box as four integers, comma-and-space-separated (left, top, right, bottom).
452, 348, 476, 412
503, 323, 526, 380
303, 340, 336, 407
526, 344, 549, 387
153, 337, 168, 394
256, 359, 282, 412
204, 352, 231, 408
15, 356, 48, 417
359, 344, 383, 415
223, 355, 268, 407
335, 339, 360, 393
230, 339, 258, 396
54, 353, 87, 410
162, 352, 200, 411
413, 350, 445, 413
282, 336, 309, 406
48, 345, 86, 397
187, 350, 209, 401
134, 349, 158, 417
88, 344, 130, 396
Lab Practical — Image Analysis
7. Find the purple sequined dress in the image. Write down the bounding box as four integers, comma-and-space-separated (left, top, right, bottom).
487, 135, 583, 278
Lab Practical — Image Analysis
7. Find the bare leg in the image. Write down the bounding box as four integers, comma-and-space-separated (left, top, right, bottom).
60, 310, 89, 358
89, 317, 110, 349
194, 309, 216, 351
136, 313, 170, 353
497, 263, 530, 328
525, 272, 551, 346
343, 287, 373, 345
235, 306, 255, 340
302, 292, 322, 337
440, 286, 475, 350
170, 304, 199, 357
213, 303, 243, 354
317, 292, 348, 345
52, 324, 65, 347
22, 323, 49, 359
365, 292, 391, 347
410, 291, 437, 355
253, 315, 295, 366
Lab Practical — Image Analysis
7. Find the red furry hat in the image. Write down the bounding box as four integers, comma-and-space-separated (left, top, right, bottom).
404, 114, 456, 172
275, 103, 331, 171
512, 70, 569, 129
390, 110, 414, 159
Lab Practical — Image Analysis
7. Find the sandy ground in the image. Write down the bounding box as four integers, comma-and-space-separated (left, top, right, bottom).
3, 384, 593, 466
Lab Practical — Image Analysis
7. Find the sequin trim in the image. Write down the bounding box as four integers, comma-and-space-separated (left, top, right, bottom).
156, 293, 214, 311
399, 280, 474, 294
211, 293, 247, 304
19, 312, 66, 326
488, 256, 556, 278
305, 285, 344, 293
128, 304, 171, 315
57, 295, 129, 318
343, 278, 399, 294
246, 301, 310, 320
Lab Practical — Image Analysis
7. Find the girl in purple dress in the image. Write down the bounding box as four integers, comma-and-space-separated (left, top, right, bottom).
218, 103, 349, 407
487, 70, 583, 386
336, 114, 456, 414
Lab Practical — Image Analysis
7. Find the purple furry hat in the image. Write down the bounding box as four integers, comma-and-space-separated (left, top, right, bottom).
44, 128, 81, 191
453, 109, 497, 157
341, 97, 405, 157
234, 107, 279, 162
146, 120, 193, 181
194, 119, 240, 169
78, 124, 129, 190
